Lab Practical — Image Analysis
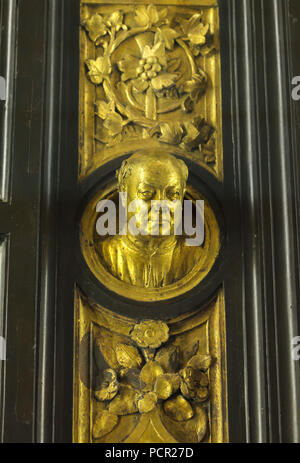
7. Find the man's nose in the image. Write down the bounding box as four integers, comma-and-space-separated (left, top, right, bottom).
153, 190, 165, 201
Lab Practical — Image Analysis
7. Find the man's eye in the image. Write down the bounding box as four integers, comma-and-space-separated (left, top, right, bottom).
168, 191, 180, 199
139, 191, 153, 199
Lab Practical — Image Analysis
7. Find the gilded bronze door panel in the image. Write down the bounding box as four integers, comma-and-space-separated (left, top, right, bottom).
1, 0, 300, 444
74, 0, 227, 443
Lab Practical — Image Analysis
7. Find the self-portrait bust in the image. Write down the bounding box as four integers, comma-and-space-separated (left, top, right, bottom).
99, 150, 203, 288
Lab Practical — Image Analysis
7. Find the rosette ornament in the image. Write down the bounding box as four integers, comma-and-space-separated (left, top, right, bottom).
117, 42, 177, 96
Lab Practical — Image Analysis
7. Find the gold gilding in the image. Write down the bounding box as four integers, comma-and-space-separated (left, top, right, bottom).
73, 289, 228, 443
75, 0, 227, 443
79, 2, 223, 180
80, 151, 220, 301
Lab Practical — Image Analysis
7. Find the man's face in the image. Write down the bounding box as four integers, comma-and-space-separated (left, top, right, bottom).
124, 159, 185, 237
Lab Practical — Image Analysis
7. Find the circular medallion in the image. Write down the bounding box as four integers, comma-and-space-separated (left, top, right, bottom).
80, 177, 220, 302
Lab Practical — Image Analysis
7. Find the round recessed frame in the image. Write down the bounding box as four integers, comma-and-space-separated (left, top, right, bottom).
79, 167, 221, 303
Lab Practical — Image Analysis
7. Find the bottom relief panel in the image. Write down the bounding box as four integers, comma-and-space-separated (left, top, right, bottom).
73, 289, 227, 443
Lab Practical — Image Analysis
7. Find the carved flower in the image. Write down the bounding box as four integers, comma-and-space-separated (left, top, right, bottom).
117, 42, 177, 94
85, 56, 112, 85
130, 320, 169, 349
92, 336, 212, 435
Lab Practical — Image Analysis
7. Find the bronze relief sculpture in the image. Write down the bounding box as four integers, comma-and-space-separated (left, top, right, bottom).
81, 151, 220, 300
75, 0, 227, 444
99, 150, 203, 288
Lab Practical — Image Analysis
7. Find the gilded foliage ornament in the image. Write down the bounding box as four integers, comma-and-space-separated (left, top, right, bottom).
81, 6, 217, 166
92, 319, 212, 443
76, 1, 226, 446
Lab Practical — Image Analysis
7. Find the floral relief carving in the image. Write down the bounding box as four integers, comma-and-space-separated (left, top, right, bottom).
92, 319, 212, 443
81, 6, 217, 167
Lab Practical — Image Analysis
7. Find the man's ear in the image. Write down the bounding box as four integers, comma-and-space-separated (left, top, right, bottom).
119, 185, 127, 208
119, 183, 127, 193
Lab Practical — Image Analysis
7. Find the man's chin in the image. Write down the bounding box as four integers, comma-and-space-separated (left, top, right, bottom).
143, 229, 175, 238
149, 221, 174, 234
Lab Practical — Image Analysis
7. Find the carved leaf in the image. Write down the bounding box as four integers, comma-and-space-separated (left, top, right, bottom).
94, 369, 119, 402
203, 153, 216, 164
154, 374, 180, 400
106, 11, 127, 32
159, 122, 183, 145
107, 133, 122, 147
82, 14, 108, 45
135, 7, 150, 27
167, 57, 182, 73
182, 340, 199, 365
151, 73, 177, 92
180, 13, 202, 35
187, 354, 212, 372
95, 100, 115, 119
120, 368, 141, 389
155, 344, 180, 373
181, 14, 209, 46
117, 57, 139, 82
109, 385, 139, 415
132, 77, 149, 93
135, 5, 167, 28
86, 56, 112, 85
198, 121, 214, 144
183, 118, 214, 151
155, 27, 180, 51
179, 367, 209, 402
188, 23, 209, 45
94, 330, 122, 370
115, 343, 143, 369
93, 410, 119, 439
183, 122, 201, 150
181, 74, 206, 101
103, 113, 124, 137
